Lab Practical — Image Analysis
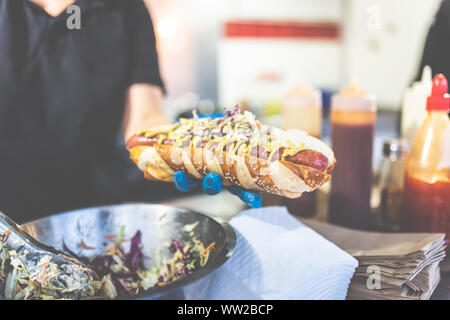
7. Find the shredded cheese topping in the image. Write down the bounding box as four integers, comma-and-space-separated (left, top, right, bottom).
136, 109, 309, 161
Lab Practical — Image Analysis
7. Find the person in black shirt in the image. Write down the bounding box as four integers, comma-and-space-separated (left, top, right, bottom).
0, 0, 172, 222
416, 0, 450, 81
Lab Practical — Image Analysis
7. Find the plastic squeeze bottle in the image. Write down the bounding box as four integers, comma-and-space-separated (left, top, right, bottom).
282, 85, 322, 137
401, 65, 432, 142
402, 74, 450, 243
282, 85, 323, 216
329, 80, 377, 229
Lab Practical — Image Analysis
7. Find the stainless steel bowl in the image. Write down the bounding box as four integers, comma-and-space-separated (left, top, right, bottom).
22, 203, 236, 300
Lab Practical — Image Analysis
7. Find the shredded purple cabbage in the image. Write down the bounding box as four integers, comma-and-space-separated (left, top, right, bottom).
115, 276, 133, 295
125, 231, 143, 272
0, 232, 9, 244
169, 239, 184, 253
61, 228, 204, 298
225, 104, 240, 117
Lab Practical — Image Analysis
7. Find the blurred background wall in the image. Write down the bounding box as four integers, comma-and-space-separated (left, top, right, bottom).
144, 0, 442, 113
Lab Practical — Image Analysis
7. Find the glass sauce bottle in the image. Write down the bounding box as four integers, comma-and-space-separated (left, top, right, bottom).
402, 74, 450, 243
282, 86, 322, 217
329, 80, 377, 229
376, 139, 411, 231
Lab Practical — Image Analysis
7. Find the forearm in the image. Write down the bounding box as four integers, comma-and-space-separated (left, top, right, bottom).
123, 83, 171, 142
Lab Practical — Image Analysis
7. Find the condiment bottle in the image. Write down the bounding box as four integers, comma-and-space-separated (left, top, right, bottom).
329, 80, 377, 229
282, 85, 322, 137
282, 85, 322, 217
402, 74, 450, 243
401, 65, 432, 142
375, 139, 411, 231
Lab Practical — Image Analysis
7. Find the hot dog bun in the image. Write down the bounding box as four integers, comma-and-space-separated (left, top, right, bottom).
127, 106, 335, 198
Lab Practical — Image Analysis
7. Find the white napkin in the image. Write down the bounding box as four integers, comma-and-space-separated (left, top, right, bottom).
185, 206, 358, 300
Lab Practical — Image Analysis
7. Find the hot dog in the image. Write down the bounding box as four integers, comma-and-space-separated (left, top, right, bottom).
127, 106, 335, 198
129, 137, 329, 172
284, 150, 329, 172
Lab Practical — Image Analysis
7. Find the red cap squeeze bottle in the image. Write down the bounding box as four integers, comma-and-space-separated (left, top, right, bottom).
402, 73, 450, 242
427, 74, 450, 111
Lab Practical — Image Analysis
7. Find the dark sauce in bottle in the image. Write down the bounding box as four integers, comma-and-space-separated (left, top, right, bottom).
284, 190, 317, 217
329, 119, 375, 229
328, 88, 377, 230
402, 175, 450, 242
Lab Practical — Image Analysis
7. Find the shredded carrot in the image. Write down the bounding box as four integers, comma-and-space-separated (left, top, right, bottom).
201, 242, 216, 258
105, 244, 125, 259
39, 263, 50, 282
79, 240, 95, 250
115, 249, 125, 259
106, 244, 116, 256
104, 234, 130, 243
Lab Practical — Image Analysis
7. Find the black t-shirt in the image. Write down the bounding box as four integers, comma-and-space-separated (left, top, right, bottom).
416, 0, 450, 82
0, 0, 165, 222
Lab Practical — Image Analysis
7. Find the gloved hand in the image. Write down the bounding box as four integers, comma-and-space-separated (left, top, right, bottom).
174, 171, 262, 208
172, 112, 262, 208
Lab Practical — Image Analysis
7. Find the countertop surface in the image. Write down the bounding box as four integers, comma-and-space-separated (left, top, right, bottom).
169, 192, 449, 300
163, 110, 449, 300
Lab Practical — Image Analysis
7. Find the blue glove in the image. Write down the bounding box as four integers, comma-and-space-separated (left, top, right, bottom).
172, 112, 224, 124
174, 171, 262, 208
172, 112, 261, 208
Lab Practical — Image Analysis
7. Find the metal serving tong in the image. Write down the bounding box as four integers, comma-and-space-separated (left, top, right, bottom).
0, 210, 94, 299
